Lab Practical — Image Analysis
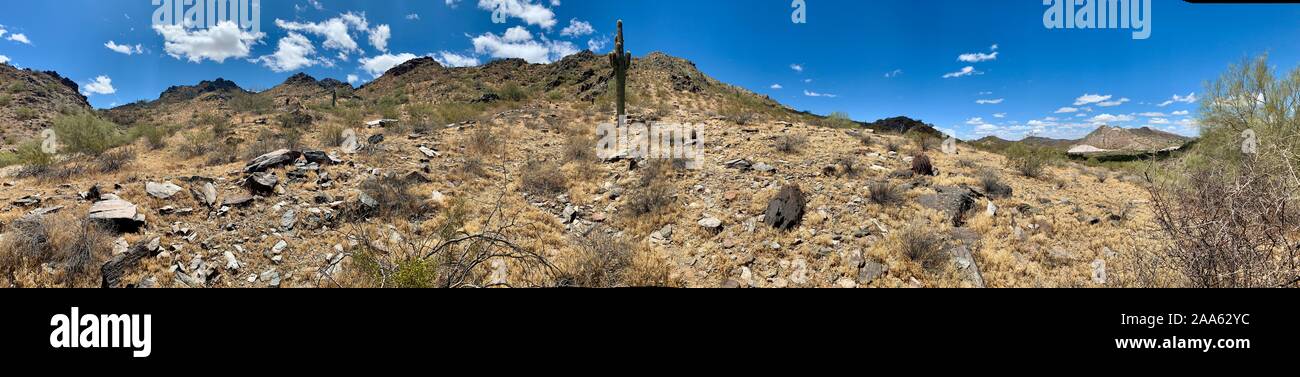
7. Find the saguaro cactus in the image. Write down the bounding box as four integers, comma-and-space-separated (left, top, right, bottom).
331, 87, 338, 108
609, 20, 631, 119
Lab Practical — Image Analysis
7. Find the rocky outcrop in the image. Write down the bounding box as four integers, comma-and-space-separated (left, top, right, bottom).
763, 185, 806, 231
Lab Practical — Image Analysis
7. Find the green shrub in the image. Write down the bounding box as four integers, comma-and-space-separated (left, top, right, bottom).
13, 107, 38, 121
229, 93, 274, 114
52, 113, 124, 156
820, 112, 857, 128
498, 83, 530, 102
436, 102, 486, 125
0, 140, 54, 168
0, 93, 11, 106
1004, 144, 1056, 178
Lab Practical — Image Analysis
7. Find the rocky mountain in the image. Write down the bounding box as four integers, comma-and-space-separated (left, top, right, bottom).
972, 135, 1076, 152
262, 73, 353, 108
1068, 125, 1191, 154
0, 63, 92, 145
864, 116, 944, 138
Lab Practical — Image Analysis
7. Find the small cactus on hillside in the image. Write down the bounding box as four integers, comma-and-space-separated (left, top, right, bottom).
912, 152, 935, 176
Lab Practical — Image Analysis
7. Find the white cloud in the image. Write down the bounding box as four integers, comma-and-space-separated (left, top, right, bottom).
560, 19, 595, 37
477, 0, 558, 29
446, 0, 461, 8
1148, 118, 1170, 125
433, 51, 480, 67
1137, 112, 1165, 117
359, 52, 418, 78
255, 32, 319, 72
1158, 92, 1198, 107
369, 24, 391, 52
470, 29, 577, 64
991, 44, 999, 51
1089, 113, 1135, 124
803, 78, 813, 83
81, 75, 116, 96
154, 21, 264, 63
803, 90, 837, 98
958, 51, 998, 63
1055, 107, 1079, 113
770, 84, 783, 89
884, 69, 902, 78
993, 113, 1007, 118
0, 55, 8, 64
587, 36, 608, 52
1171, 110, 1189, 116
306, 0, 324, 10
790, 64, 803, 73
965, 117, 987, 125
0, 26, 6, 39
105, 41, 143, 55
976, 98, 1004, 105
7, 33, 31, 45
1097, 97, 1130, 107
942, 66, 981, 78
347, 74, 359, 83
276, 13, 368, 53
1074, 93, 1112, 106
406, 13, 421, 20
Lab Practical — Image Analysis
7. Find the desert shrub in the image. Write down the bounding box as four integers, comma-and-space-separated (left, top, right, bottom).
1147, 55, 1300, 288
0, 93, 10, 106
436, 103, 486, 125
14, 107, 38, 121
229, 92, 273, 114
1004, 143, 1054, 178
868, 180, 901, 206
128, 123, 169, 150
356, 174, 432, 221
563, 134, 593, 163
520, 160, 568, 198
52, 113, 124, 156
0, 213, 112, 287
3, 140, 54, 168
241, 129, 291, 161
92, 147, 135, 173
498, 83, 530, 102
178, 129, 215, 159
978, 169, 1013, 198
832, 157, 859, 178
885, 139, 901, 153
564, 231, 634, 287
319, 123, 347, 147
820, 111, 856, 129
719, 102, 755, 125
956, 158, 980, 170
467, 123, 500, 156
198, 113, 232, 138
6, 81, 24, 93
911, 153, 934, 176
898, 222, 946, 271
775, 133, 807, 154
910, 133, 940, 152
626, 180, 675, 217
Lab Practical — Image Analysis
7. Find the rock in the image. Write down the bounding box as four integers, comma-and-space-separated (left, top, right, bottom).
224, 250, 241, 271
836, 277, 858, 288
418, 146, 440, 158
358, 192, 379, 209
858, 260, 887, 285
365, 119, 398, 128
112, 238, 129, 255
698, 217, 723, 230
986, 201, 998, 217
146, 182, 183, 199
788, 259, 810, 285
1046, 247, 1079, 267
280, 209, 297, 230
720, 279, 741, 288
918, 185, 982, 227
341, 132, 360, 154
243, 149, 302, 173
223, 193, 254, 208
752, 162, 776, 173
272, 240, 289, 255
948, 245, 985, 288
191, 182, 218, 208
367, 134, 385, 146
260, 270, 282, 288
28, 206, 63, 217
561, 205, 579, 224
244, 172, 279, 193
1091, 259, 1107, 285
88, 199, 146, 232
302, 150, 341, 165
724, 158, 753, 170
763, 185, 806, 230
13, 195, 40, 207
429, 191, 447, 208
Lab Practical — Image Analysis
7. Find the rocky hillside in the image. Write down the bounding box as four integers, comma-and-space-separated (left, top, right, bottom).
1069, 126, 1190, 154
0, 51, 1175, 288
0, 63, 92, 146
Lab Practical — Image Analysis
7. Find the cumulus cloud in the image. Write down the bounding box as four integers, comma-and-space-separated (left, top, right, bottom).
154, 21, 264, 63
1171, 110, 1189, 116
587, 36, 608, 52
433, 51, 480, 67
81, 76, 116, 96
1158, 92, 1198, 107
477, 0, 558, 29
275, 12, 385, 54
0, 55, 8, 64
346, 74, 359, 84
1137, 112, 1165, 117
359, 52, 418, 78
1074, 93, 1113, 106
942, 66, 981, 78
105, 41, 143, 55
993, 113, 1007, 118
770, 84, 783, 89
1055, 107, 1079, 113
958, 51, 997, 63
369, 24, 391, 52
470, 28, 578, 63
1097, 97, 1130, 107
1089, 113, 1135, 124
560, 19, 595, 37
1148, 118, 1170, 125
883, 69, 902, 78
7, 33, 31, 45
406, 13, 420, 20
803, 90, 836, 98
255, 32, 319, 72
790, 64, 803, 73
975, 98, 1004, 105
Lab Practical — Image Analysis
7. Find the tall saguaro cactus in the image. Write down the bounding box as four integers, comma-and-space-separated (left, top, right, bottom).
609, 20, 631, 119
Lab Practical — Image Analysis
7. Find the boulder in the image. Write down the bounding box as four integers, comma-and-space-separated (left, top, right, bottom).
243, 149, 301, 173
302, 150, 341, 165
918, 185, 982, 227
244, 172, 279, 193
763, 185, 806, 230
88, 199, 146, 233
191, 182, 218, 208
146, 182, 183, 199
222, 193, 254, 208
418, 146, 440, 158
341, 132, 360, 154
698, 217, 723, 231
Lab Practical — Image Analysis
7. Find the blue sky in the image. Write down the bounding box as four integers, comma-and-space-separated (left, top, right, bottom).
2, 0, 1299, 140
